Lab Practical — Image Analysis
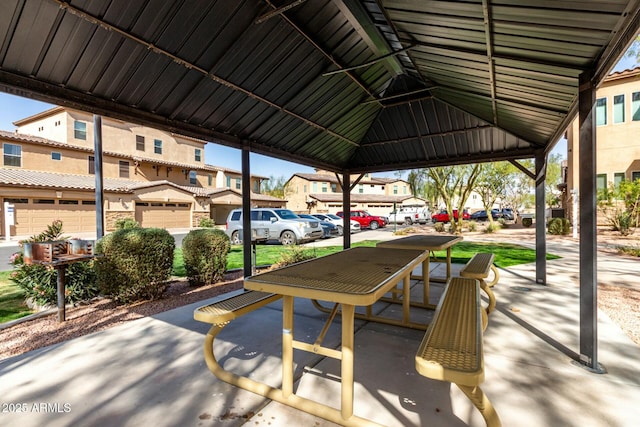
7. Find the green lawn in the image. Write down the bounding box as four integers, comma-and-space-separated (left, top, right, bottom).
176, 239, 558, 273
1, 240, 559, 324
0, 271, 33, 324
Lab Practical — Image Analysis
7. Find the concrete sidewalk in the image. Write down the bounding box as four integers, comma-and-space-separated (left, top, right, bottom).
1, 237, 639, 427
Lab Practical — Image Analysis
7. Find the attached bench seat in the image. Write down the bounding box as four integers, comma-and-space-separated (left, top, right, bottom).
460, 253, 498, 328
460, 252, 499, 288
416, 277, 501, 427
194, 290, 282, 325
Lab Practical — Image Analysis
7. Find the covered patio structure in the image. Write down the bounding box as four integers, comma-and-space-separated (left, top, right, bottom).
1, 0, 638, 375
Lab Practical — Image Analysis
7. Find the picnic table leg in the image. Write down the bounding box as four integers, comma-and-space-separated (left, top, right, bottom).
446, 247, 452, 281
422, 256, 430, 305
282, 296, 294, 398
341, 304, 355, 420
402, 276, 410, 324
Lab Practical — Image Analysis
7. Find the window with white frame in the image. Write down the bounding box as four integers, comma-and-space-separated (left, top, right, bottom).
195, 148, 202, 162
613, 94, 625, 123
3, 143, 21, 167
154, 139, 162, 154
74, 120, 87, 140
119, 160, 130, 178
596, 98, 607, 126
189, 170, 197, 185
51, 152, 61, 161
136, 135, 145, 151
235, 178, 241, 189
633, 92, 640, 121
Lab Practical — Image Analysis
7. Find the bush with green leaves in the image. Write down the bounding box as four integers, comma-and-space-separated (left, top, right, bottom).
95, 228, 175, 303
198, 217, 215, 228
114, 217, 140, 230
434, 222, 445, 232
182, 228, 230, 286
10, 220, 97, 307
467, 221, 477, 232
271, 245, 317, 269
547, 217, 571, 235
484, 223, 501, 234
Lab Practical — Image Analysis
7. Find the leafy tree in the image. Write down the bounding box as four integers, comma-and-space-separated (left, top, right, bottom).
261, 175, 288, 198
624, 34, 640, 65
475, 162, 511, 226
545, 153, 564, 207
425, 164, 482, 233
598, 178, 640, 235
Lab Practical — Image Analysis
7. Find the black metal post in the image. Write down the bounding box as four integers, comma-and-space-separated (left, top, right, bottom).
578, 70, 604, 372
342, 172, 351, 249
242, 147, 252, 277
93, 115, 104, 238
535, 151, 546, 285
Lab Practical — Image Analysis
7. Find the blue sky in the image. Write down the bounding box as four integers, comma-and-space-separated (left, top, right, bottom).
0, 53, 637, 179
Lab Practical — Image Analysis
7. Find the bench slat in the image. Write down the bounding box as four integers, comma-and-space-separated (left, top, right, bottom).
194, 291, 281, 325
460, 253, 494, 278
416, 277, 483, 387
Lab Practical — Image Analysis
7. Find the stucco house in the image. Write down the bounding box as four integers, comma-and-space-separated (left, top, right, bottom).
0, 107, 284, 237
284, 169, 427, 217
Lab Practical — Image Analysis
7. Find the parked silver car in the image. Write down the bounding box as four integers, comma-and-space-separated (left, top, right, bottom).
225, 208, 323, 245
311, 213, 361, 235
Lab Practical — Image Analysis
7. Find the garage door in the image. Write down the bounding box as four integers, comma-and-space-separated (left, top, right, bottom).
10, 198, 97, 236
135, 202, 191, 228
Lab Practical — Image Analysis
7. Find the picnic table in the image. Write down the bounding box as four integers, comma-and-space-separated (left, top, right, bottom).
225, 246, 426, 426
376, 234, 463, 308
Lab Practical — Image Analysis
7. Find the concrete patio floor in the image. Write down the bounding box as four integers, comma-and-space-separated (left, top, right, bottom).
1, 239, 639, 427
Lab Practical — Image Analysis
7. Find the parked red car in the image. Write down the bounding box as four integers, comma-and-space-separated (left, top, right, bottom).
431, 209, 470, 223
336, 210, 387, 229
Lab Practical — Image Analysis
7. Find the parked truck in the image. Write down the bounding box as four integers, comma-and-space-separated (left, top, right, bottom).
387, 206, 430, 225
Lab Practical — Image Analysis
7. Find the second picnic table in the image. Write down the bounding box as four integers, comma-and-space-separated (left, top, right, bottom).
376, 234, 463, 309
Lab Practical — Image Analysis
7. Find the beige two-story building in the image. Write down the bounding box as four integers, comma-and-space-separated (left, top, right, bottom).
565, 66, 640, 221
285, 170, 427, 216
0, 107, 284, 237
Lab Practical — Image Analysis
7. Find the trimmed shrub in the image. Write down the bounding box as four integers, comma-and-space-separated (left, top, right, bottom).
467, 221, 477, 232
182, 228, 230, 286
114, 217, 140, 230
198, 217, 215, 228
434, 222, 445, 232
271, 246, 317, 269
95, 228, 175, 303
547, 217, 571, 235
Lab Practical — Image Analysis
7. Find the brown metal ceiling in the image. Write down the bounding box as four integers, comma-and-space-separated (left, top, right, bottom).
1, 0, 639, 173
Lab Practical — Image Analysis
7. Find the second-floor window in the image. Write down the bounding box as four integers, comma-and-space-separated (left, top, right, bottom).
207, 174, 213, 186
633, 92, 640, 121
189, 170, 197, 185
393, 185, 398, 194
3, 143, 21, 167
136, 135, 145, 151
119, 161, 130, 178
596, 98, 607, 126
613, 94, 625, 124
358, 184, 363, 193
226, 176, 231, 187
154, 139, 162, 154
331, 183, 337, 192
195, 148, 202, 162
74, 120, 87, 140
322, 183, 327, 193
88, 156, 95, 174
235, 178, 241, 189
51, 152, 61, 161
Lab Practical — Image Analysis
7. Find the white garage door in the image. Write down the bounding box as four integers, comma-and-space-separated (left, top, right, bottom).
10, 198, 97, 236
135, 202, 191, 228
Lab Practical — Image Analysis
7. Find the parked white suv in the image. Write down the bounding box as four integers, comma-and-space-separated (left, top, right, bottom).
387, 206, 430, 225
226, 208, 323, 245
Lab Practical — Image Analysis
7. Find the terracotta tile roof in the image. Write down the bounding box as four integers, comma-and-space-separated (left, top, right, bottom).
0, 168, 134, 193
309, 193, 415, 203
205, 187, 286, 202
290, 172, 405, 185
